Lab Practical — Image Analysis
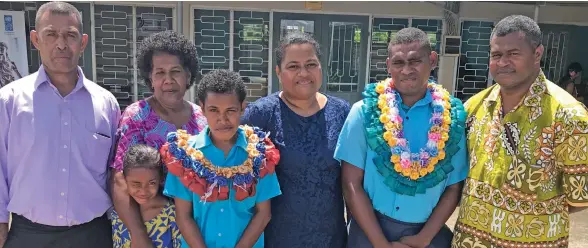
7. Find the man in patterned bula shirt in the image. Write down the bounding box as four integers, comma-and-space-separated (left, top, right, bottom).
452, 15, 588, 248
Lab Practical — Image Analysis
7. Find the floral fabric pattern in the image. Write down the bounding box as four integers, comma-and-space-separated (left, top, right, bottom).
452, 71, 588, 248
111, 99, 207, 172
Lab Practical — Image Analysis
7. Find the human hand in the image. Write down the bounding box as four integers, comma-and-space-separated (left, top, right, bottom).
130, 236, 155, 248
400, 234, 430, 248
0, 223, 8, 247
389, 241, 413, 248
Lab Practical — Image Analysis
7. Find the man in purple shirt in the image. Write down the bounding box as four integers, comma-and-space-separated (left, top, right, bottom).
0, 2, 120, 247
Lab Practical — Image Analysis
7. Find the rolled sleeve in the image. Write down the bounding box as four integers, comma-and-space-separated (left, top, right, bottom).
255, 173, 281, 203
446, 131, 469, 186
0, 92, 10, 223
334, 102, 368, 170
164, 173, 194, 202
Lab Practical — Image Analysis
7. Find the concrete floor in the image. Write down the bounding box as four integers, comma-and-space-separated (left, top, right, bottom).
445, 208, 588, 248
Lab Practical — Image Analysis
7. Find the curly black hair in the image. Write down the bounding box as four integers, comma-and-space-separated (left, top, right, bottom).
122, 144, 162, 176
196, 69, 246, 106
275, 31, 321, 68
136, 30, 199, 90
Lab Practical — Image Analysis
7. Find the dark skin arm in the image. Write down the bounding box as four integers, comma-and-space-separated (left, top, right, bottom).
175, 197, 206, 248
342, 161, 391, 248
236, 200, 272, 248
400, 182, 464, 248
110, 170, 154, 248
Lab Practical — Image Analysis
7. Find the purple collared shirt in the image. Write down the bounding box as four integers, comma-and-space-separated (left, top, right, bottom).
0, 66, 120, 226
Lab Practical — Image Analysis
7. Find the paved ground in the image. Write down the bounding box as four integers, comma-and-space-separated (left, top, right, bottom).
445, 208, 588, 248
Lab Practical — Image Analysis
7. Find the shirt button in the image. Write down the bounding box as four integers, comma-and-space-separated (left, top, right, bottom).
218, 233, 222, 237
64, 122, 68, 125
60, 192, 65, 196
58, 215, 63, 219
63, 145, 68, 149
220, 208, 224, 212
62, 168, 66, 172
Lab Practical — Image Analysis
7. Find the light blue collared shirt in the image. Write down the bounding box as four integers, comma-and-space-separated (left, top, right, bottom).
164, 126, 281, 248
334, 90, 468, 223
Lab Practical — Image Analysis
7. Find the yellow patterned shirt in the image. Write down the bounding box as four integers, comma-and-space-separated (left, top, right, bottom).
452, 71, 588, 248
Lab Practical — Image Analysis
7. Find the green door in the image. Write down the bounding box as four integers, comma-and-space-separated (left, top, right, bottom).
272, 13, 369, 104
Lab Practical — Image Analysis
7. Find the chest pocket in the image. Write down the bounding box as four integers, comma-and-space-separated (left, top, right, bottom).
72, 111, 113, 176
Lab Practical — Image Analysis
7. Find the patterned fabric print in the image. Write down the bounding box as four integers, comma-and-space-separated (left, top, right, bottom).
111, 99, 207, 172
110, 201, 182, 248
452, 71, 588, 248
241, 93, 350, 248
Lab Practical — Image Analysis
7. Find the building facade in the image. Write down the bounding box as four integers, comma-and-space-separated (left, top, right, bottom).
2, 1, 588, 110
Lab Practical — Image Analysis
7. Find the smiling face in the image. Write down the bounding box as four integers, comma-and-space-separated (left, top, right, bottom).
276, 43, 322, 100
386, 41, 437, 98
489, 31, 543, 91
124, 167, 161, 205
31, 12, 87, 74
150, 52, 190, 107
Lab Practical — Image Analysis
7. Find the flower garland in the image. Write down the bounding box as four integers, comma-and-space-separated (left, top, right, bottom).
363, 78, 466, 196
160, 125, 280, 202
375, 79, 451, 180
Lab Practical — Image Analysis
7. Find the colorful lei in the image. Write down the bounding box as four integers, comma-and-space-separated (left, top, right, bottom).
160, 125, 280, 202
375, 79, 451, 180
363, 78, 466, 196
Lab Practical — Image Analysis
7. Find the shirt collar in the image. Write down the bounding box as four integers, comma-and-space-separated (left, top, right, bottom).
395, 85, 433, 109
484, 70, 548, 109
192, 126, 248, 150
34, 65, 86, 91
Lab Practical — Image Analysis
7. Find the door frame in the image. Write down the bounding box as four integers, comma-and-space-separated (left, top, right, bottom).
271, 12, 370, 103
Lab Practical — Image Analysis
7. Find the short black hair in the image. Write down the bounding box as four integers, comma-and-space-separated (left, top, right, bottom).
388, 27, 432, 54
568, 62, 583, 73
197, 69, 246, 105
36, 1, 83, 33
275, 31, 321, 67
122, 144, 162, 176
492, 15, 542, 48
137, 30, 199, 91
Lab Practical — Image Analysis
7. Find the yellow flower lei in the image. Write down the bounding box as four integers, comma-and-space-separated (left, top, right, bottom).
174, 125, 263, 179
374, 79, 452, 180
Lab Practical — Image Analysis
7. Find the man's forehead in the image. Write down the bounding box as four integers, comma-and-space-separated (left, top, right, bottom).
37, 13, 80, 31
389, 43, 427, 57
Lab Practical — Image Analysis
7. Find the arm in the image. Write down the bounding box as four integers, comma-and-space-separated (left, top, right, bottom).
400, 182, 463, 248
557, 105, 588, 214
236, 170, 281, 248
565, 83, 576, 96
343, 162, 390, 248
335, 103, 390, 248
109, 105, 152, 247
175, 197, 206, 248
0, 93, 11, 246
236, 200, 271, 248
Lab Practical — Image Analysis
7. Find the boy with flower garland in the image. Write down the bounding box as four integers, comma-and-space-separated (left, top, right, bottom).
335, 27, 468, 248
161, 69, 281, 248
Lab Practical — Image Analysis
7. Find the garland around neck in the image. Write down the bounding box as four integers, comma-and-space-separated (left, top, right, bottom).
160, 125, 280, 202
363, 78, 466, 196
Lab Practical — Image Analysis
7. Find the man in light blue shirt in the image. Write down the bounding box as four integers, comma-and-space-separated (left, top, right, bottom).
163, 69, 281, 248
335, 27, 468, 248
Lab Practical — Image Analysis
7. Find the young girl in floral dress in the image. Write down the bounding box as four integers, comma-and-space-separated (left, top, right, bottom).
110, 144, 182, 248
